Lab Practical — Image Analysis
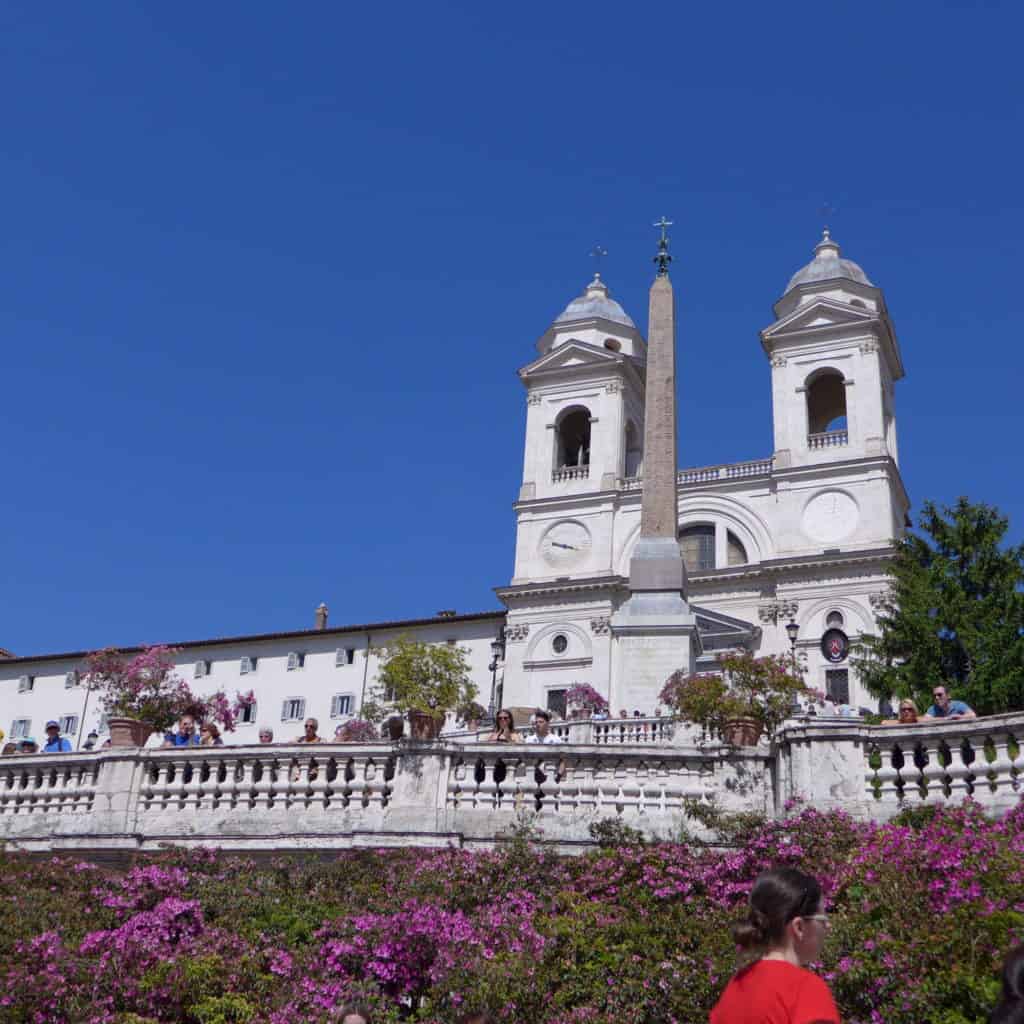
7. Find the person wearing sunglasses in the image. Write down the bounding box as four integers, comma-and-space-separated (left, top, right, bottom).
925, 686, 976, 720
710, 867, 839, 1024
486, 709, 523, 743
881, 699, 924, 725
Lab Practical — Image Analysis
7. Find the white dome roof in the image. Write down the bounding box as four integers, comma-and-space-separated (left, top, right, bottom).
554, 275, 636, 329
785, 230, 873, 293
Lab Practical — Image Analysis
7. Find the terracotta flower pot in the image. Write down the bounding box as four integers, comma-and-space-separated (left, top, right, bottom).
107, 717, 152, 749
407, 710, 444, 741
723, 716, 762, 747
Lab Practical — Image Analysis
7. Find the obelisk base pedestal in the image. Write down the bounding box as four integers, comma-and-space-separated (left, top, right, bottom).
611, 539, 699, 713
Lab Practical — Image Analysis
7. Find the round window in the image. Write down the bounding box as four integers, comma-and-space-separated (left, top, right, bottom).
826, 610, 844, 628
552, 634, 568, 655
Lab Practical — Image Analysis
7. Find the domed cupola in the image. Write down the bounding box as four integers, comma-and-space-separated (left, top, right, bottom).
554, 274, 637, 329
785, 229, 873, 293
774, 229, 881, 320
537, 274, 644, 357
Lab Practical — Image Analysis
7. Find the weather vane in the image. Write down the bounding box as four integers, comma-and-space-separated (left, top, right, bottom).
653, 216, 673, 276
589, 245, 608, 276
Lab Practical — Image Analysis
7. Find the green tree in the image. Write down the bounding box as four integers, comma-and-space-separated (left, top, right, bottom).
360, 634, 477, 720
854, 497, 1024, 715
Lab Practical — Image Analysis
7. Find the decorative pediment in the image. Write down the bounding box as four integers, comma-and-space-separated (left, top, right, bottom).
519, 340, 627, 380
762, 297, 877, 340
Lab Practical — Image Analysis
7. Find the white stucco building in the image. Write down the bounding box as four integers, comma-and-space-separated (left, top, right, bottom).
1, 229, 907, 745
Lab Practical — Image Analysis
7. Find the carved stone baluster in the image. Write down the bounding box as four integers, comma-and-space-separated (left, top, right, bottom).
918, 741, 947, 805
448, 759, 466, 809
873, 744, 902, 807
153, 760, 173, 810
235, 757, 255, 810
251, 757, 273, 810
138, 762, 156, 811
946, 740, 975, 804
988, 734, 1019, 799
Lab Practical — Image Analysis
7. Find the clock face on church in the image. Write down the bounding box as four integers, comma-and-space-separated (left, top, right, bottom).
540, 521, 592, 567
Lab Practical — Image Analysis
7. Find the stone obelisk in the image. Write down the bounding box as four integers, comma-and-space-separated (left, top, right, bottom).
611, 219, 699, 710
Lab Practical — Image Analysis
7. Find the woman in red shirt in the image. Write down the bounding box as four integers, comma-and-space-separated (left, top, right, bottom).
710, 867, 840, 1024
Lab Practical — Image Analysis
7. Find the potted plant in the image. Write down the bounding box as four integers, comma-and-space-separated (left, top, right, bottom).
659, 653, 807, 747
361, 635, 478, 741
83, 646, 247, 748
565, 682, 609, 720
83, 646, 194, 747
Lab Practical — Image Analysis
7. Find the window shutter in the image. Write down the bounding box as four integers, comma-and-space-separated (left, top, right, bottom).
65, 671, 79, 689
18, 675, 30, 693
240, 657, 251, 675
335, 648, 345, 667
194, 661, 208, 679
281, 700, 289, 721
287, 652, 299, 671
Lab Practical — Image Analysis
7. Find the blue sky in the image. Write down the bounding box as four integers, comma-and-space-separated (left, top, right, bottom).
2, 2, 1022, 655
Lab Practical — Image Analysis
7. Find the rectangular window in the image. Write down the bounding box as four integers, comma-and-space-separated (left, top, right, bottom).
65, 671, 80, 689
286, 652, 305, 671
194, 660, 210, 679
240, 656, 257, 675
331, 694, 353, 718
60, 715, 79, 737
546, 688, 567, 720
334, 647, 357, 667
11, 719, 31, 739
240, 702, 257, 724
17, 675, 34, 694
346, 648, 355, 665
825, 669, 850, 705
281, 698, 306, 722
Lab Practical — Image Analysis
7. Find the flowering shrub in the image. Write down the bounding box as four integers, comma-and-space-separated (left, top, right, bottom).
660, 653, 807, 739
1, 802, 1021, 1023
335, 718, 380, 742
84, 646, 252, 734
565, 682, 609, 714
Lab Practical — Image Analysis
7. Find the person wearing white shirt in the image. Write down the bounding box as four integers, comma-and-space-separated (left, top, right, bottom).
525, 709, 564, 744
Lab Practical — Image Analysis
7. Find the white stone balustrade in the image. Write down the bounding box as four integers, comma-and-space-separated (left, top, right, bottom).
4, 715, 1024, 855
807, 429, 848, 449
551, 465, 589, 482
622, 458, 772, 491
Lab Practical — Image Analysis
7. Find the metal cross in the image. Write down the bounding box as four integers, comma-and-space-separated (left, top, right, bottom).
589, 245, 608, 271
653, 216, 673, 242
818, 201, 837, 232
653, 216, 673, 276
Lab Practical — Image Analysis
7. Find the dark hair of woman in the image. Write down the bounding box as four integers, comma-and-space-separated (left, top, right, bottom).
991, 945, 1024, 1024
733, 867, 822, 952
337, 1004, 372, 1024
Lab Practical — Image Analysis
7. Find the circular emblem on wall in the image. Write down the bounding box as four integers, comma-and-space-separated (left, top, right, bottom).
802, 490, 859, 544
821, 628, 849, 663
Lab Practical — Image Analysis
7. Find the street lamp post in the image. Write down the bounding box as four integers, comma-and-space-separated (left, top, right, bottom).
785, 619, 802, 716
487, 629, 506, 724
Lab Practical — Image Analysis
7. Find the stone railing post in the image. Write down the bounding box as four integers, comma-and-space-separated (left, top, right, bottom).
383, 743, 450, 837
84, 749, 147, 843
774, 720, 872, 818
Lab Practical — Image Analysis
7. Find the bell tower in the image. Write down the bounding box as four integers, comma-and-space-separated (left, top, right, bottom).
761, 230, 904, 471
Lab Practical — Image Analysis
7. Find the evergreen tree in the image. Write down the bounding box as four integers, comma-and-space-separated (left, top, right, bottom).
854, 497, 1024, 715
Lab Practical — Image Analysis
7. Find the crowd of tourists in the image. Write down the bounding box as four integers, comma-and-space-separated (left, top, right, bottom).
0, 685, 985, 757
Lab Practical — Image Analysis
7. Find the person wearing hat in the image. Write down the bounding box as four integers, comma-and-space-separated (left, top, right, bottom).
82, 731, 99, 750
42, 721, 72, 754
17, 738, 39, 754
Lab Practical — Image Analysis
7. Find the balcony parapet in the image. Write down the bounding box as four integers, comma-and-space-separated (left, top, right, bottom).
552, 465, 589, 483
808, 429, 848, 449
3, 712, 1022, 855
621, 457, 773, 492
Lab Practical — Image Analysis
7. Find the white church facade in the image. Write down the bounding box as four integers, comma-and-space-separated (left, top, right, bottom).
1, 230, 908, 746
